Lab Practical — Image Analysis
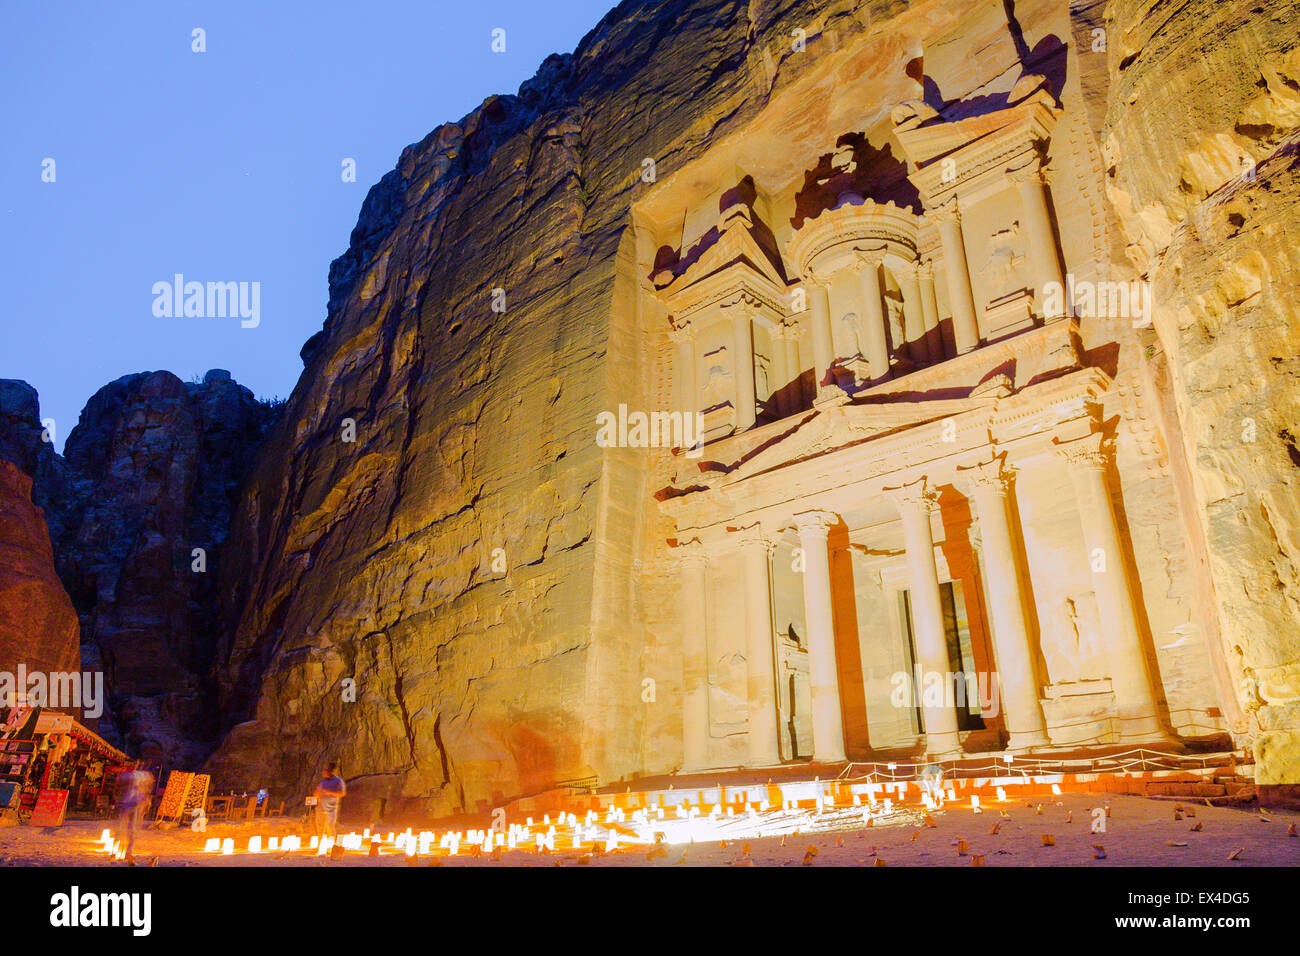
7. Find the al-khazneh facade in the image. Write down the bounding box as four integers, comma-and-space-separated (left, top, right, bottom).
628, 71, 1227, 769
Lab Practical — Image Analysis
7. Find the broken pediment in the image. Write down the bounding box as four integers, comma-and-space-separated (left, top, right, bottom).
655, 200, 789, 316
892, 82, 1062, 208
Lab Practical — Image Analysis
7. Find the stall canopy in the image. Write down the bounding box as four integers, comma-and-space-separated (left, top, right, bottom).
32, 709, 128, 763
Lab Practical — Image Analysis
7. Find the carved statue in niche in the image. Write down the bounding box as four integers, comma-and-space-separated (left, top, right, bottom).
711, 650, 748, 728
883, 291, 905, 350
755, 352, 770, 401
702, 355, 732, 409
980, 220, 1029, 300
838, 310, 865, 359
1042, 593, 1108, 685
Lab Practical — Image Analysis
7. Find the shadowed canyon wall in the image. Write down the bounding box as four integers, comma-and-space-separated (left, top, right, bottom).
0, 459, 79, 679
0, 373, 277, 766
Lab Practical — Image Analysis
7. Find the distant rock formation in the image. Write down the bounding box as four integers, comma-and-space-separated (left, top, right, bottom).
0, 380, 70, 546
0, 371, 278, 766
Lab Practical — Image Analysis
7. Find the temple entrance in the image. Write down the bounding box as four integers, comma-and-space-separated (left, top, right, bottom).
899, 581, 986, 734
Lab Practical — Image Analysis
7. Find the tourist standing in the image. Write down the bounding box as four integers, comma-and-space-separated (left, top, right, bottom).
313, 762, 347, 838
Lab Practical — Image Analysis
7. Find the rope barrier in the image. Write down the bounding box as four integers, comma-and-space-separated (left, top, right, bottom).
837, 747, 1238, 782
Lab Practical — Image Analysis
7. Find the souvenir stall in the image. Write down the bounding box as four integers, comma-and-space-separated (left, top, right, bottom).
0, 705, 130, 822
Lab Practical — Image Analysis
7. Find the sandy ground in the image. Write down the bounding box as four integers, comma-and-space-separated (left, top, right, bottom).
3, 792, 1299, 867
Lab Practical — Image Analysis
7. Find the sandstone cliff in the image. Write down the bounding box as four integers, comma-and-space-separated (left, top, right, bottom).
204, 0, 1071, 812
1100, 0, 1300, 794
57, 370, 278, 764
202, 0, 1300, 813
0, 459, 80, 679
0, 381, 70, 548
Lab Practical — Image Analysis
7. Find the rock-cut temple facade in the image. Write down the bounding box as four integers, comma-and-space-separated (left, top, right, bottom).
640, 73, 1220, 773
207, 0, 1300, 814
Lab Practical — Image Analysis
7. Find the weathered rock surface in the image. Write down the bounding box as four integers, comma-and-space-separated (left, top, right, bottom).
1100, 0, 1300, 795
0, 459, 79, 677
146, 0, 1297, 812
0, 380, 70, 547
54, 370, 278, 765
0, 371, 276, 764
208, 0, 1093, 812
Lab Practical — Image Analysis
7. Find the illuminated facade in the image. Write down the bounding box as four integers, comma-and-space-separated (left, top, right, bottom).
629, 75, 1230, 770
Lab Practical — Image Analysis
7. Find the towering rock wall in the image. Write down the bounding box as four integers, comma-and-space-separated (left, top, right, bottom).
0, 381, 70, 548
205, 0, 1300, 813
1100, 0, 1300, 796
203, 0, 1058, 812
207, 0, 931, 812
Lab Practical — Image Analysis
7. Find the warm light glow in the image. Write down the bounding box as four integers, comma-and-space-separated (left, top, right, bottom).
89, 758, 1172, 863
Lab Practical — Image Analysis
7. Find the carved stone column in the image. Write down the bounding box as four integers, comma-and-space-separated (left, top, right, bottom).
735, 526, 782, 766
918, 261, 945, 362
793, 511, 846, 762
772, 322, 804, 417
678, 540, 711, 771
1010, 163, 1066, 318
729, 304, 757, 431
897, 263, 930, 365
805, 280, 835, 388
1053, 433, 1171, 741
785, 323, 804, 414
886, 478, 962, 756
854, 252, 890, 382
932, 202, 980, 355
958, 457, 1051, 750
669, 322, 697, 417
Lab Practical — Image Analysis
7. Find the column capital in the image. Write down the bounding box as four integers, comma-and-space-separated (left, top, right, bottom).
918, 259, 937, 281
1006, 159, 1048, 189
668, 320, 694, 343
803, 267, 837, 291
1052, 431, 1110, 471
884, 476, 940, 515
674, 538, 710, 569
771, 321, 804, 342
958, 455, 1014, 496
731, 523, 777, 555
792, 510, 837, 540
851, 248, 887, 270
719, 293, 761, 322
929, 199, 962, 225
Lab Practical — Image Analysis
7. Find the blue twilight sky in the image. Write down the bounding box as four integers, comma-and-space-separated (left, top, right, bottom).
1, 0, 619, 450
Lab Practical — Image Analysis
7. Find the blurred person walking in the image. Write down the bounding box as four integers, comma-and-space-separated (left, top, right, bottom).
313, 762, 347, 838
114, 762, 155, 864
